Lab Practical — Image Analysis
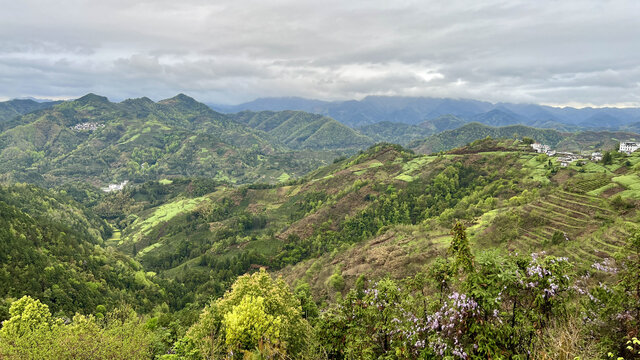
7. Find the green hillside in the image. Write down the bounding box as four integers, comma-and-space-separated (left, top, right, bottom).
0, 184, 178, 320
0, 94, 346, 186
357, 121, 432, 145
409, 122, 639, 154
0, 99, 59, 127
231, 110, 374, 150
2, 139, 640, 358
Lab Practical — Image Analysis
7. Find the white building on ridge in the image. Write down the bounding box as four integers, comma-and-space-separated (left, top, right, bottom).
619, 141, 640, 155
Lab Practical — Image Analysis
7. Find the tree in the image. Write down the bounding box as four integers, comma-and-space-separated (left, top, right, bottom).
602, 151, 613, 165
448, 222, 474, 274
522, 137, 535, 145
0, 296, 152, 360
178, 269, 313, 359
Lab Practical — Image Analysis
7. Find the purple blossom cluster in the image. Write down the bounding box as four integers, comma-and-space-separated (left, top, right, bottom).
591, 258, 618, 273
425, 292, 479, 359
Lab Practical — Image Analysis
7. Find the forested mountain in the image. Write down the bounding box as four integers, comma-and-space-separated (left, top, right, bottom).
230, 110, 374, 150
0, 184, 180, 320
357, 122, 432, 145
217, 95, 640, 130
0, 94, 353, 187
357, 115, 467, 146
0, 99, 60, 131
409, 122, 640, 154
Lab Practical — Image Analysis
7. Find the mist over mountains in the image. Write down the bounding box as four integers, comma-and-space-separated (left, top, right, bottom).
213, 96, 640, 130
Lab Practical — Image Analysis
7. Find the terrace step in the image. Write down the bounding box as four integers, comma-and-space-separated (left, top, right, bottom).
548, 194, 613, 214
526, 207, 586, 229
590, 237, 622, 254
537, 199, 592, 218
528, 203, 590, 224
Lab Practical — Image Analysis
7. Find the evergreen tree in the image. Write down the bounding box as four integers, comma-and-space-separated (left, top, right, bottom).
448, 222, 474, 274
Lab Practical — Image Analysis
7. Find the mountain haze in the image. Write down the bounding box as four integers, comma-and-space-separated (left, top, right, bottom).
217, 95, 640, 130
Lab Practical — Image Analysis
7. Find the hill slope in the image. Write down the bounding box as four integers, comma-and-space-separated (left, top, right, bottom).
0, 99, 60, 131
0, 184, 170, 319
230, 110, 374, 150
0, 94, 347, 186
409, 122, 640, 154
102, 139, 637, 305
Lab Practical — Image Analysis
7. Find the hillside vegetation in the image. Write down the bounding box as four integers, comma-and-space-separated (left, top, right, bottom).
231, 110, 374, 150
0, 94, 352, 187
2, 132, 640, 358
410, 122, 639, 154
0, 184, 179, 320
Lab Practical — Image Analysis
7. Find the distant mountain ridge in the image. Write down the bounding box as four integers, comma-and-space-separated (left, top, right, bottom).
229, 110, 374, 150
0, 99, 61, 130
409, 122, 640, 154
214, 95, 640, 130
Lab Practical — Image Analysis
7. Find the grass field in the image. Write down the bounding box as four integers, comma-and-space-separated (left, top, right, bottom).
612, 174, 640, 199
126, 195, 209, 243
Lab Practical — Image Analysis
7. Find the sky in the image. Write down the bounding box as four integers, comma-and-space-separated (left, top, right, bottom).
1, 0, 639, 107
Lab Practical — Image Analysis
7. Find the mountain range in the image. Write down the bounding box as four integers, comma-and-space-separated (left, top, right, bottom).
213, 95, 640, 130
0, 94, 353, 187
1, 94, 639, 190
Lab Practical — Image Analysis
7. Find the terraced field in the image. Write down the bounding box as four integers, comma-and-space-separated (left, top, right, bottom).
515, 190, 619, 264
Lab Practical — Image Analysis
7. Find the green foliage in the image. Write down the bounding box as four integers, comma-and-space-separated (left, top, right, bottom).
550, 230, 565, 245
327, 268, 346, 292
448, 222, 474, 274
0, 184, 171, 319
0, 95, 352, 186
0, 296, 153, 359
603, 151, 613, 165
178, 269, 312, 359
232, 110, 374, 150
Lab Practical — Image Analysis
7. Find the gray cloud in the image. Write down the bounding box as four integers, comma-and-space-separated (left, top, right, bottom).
0, 0, 638, 106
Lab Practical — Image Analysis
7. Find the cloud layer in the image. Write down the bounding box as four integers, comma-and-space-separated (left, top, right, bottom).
1, 0, 639, 106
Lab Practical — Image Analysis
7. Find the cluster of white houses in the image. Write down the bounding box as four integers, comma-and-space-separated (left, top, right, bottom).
530, 140, 639, 167
71, 122, 105, 131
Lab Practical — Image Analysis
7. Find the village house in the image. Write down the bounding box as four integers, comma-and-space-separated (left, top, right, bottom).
101, 180, 129, 192
556, 151, 580, 167
619, 141, 640, 155
531, 142, 550, 153
591, 152, 603, 161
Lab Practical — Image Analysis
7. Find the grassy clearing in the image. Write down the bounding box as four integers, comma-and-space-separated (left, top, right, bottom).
393, 156, 435, 182
468, 209, 502, 237
402, 156, 435, 173
105, 229, 122, 245
587, 183, 618, 196
581, 162, 610, 173
277, 172, 291, 182
394, 174, 415, 182
158, 179, 173, 185
137, 242, 163, 257
127, 196, 208, 242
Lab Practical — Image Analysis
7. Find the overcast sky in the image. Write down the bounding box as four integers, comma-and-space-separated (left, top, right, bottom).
1, 0, 639, 107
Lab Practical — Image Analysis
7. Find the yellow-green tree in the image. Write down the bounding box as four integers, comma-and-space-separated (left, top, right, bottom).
0, 296, 152, 360
178, 269, 313, 359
